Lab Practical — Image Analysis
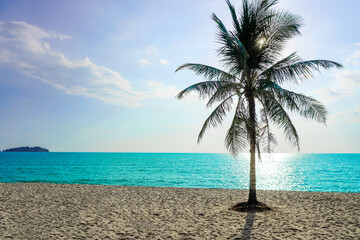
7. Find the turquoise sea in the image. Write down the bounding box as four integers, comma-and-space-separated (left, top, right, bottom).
0, 153, 359, 193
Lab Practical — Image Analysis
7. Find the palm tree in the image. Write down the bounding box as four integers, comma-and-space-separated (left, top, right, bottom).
176, 0, 342, 207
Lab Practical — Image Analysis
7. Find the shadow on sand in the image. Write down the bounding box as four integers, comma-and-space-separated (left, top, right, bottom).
230, 202, 271, 239
235, 211, 255, 240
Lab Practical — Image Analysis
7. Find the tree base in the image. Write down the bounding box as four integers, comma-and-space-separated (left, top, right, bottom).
229, 201, 272, 212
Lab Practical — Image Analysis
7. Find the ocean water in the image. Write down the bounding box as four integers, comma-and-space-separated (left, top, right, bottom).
0, 153, 359, 193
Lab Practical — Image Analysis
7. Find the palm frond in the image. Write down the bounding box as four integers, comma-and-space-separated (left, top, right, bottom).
261, 58, 343, 84
212, 13, 248, 73
176, 63, 238, 82
259, 81, 328, 123
261, 52, 301, 73
225, 98, 249, 156
265, 10, 302, 44
206, 83, 242, 107
176, 81, 227, 100
259, 108, 277, 153
198, 95, 234, 143
258, 0, 279, 12
226, 0, 241, 35
261, 93, 300, 150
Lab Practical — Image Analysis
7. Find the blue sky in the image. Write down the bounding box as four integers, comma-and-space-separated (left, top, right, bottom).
0, 0, 359, 153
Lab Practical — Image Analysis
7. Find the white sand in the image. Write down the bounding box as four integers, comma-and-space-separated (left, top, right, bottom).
0, 183, 359, 239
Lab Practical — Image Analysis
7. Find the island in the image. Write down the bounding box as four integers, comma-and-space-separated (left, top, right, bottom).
2, 146, 49, 152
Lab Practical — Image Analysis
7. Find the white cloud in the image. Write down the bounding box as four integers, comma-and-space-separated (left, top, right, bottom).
159, 59, 170, 65
0, 21, 71, 54
316, 88, 350, 103
315, 44, 360, 103
145, 81, 178, 99
0, 21, 178, 107
138, 58, 170, 66
328, 105, 360, 125
335, 70, 360, 88
145, 46, 158, 54
346, 52, 360, 66
315, 70, 360, 103
138, 58, 151, 66
346, 43, 360, 65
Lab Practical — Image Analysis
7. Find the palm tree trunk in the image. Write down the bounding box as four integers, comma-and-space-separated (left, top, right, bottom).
248, 93, 257, 205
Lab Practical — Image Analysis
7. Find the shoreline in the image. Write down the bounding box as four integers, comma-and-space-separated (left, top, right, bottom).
1, 183, 359, 239
2, 181, 360, 194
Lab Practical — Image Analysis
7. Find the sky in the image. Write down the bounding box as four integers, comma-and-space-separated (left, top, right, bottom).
0, 0, 359, 153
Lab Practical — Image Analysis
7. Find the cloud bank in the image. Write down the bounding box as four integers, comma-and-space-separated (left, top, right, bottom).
315, 44, 360, 103
316, 70, 360, 103
0, 21, 177, 107
346, 43, 360, 66
159, 59, 170, 65
329, 105, 360, 125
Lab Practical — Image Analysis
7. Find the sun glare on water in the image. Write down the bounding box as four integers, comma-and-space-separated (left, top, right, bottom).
257, 153, 299, 190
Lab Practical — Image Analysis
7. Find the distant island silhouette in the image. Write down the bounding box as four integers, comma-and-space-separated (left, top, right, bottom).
2, 147, 49, 152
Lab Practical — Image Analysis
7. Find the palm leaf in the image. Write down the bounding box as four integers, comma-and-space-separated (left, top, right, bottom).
225, 98, 249, 156
261, 93, 300, 149
259, 108, 277, 153
226, 0, 243, 37
212, 13, 248, 73
176, 63, 238, 82
259, 80, 328, 123
266, 10, 302, 43
176, 81, 227, 100
206, 83, 242, 107
198, 95, 234, 143
261, 58, 343, 84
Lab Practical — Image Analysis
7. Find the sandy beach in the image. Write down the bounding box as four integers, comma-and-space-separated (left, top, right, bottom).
0, 183, 359, 239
